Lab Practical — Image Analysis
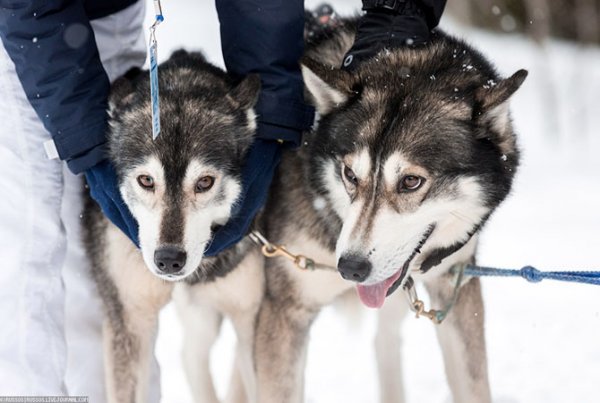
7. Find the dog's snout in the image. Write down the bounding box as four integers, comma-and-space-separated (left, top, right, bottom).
154, 246, 187, 274
337, 255, 372, 283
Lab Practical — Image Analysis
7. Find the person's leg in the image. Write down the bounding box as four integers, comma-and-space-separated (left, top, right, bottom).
61, 168, 105, 401
0, 41, 67, 396
62, 1, 147, 401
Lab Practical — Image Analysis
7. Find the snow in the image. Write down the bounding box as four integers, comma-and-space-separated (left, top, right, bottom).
149, 1, 600, 402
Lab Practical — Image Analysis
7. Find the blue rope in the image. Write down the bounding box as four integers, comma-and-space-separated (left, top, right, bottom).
464, 265, 600, 286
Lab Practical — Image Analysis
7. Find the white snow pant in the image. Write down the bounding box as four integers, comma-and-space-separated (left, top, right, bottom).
0, 1, 150, 400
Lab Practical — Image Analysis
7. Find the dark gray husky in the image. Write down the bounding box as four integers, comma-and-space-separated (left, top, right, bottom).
83, 50, 265, 403
249, 20, 527, 403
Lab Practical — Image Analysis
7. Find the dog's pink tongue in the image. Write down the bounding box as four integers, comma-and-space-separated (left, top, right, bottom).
356, 282, 389, 308
356, 270, 403, 309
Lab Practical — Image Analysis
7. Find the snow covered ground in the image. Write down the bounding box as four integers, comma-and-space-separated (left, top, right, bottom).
148, 1, 600, 402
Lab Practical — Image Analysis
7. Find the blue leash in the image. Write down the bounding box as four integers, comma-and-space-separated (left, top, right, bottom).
463, 264, 600, 286
408, 264, 600, 324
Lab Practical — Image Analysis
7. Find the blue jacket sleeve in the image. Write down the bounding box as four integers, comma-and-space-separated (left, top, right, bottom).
0, 0, 110, 174
216, 0, 315, 146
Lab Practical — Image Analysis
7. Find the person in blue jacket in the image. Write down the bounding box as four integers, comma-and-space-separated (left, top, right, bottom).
0, 0, 444, 398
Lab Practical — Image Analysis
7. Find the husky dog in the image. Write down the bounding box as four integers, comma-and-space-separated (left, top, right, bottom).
252, 19, 527, 403
83, 50, 264, 403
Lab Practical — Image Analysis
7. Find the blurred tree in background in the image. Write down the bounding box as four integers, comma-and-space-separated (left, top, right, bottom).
447, 0, 600, 44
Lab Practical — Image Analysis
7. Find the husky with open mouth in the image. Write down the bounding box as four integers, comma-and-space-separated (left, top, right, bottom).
83, 50, 264, 403
252, 17, 527, 403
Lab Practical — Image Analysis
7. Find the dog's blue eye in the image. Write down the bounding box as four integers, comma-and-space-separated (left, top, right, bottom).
195, 176, 215, 193
343, 166, 358, 185
399, 175, 423, 192
137, 175, 155, 190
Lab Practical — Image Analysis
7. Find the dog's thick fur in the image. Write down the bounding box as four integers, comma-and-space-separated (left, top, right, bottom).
84, 17, 526, 403
248, 20, 526, 403
83, 51, 265, 403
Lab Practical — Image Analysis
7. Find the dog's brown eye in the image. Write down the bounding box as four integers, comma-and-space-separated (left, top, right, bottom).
399, 175, 423, 191
195, 176, 215, 193
137, 175, 154, 190
343, 166, 358, 186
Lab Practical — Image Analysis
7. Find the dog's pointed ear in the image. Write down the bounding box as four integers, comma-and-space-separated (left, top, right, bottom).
109, 68, 141, 111
228, 73, 261, 109
475, 69, 528, 114
109, 77, 135, 110
473, 69, 527, 154
301, 57, 354, 114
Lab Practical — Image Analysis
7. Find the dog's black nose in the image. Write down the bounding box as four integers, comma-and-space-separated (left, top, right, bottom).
338, 255, 371, 283
154, 246, 187, 274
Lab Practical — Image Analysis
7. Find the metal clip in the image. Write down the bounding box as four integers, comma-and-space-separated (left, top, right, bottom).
402, 264, 467, 325
250, 231, 316, 271
403, 276, 442, 324
261, 244, 316, 271
412, 300, 441, 323
261, 243, 293, 259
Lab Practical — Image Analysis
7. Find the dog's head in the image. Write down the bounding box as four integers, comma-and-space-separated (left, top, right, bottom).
302, 33, 526, 307
107, 51, 260, 281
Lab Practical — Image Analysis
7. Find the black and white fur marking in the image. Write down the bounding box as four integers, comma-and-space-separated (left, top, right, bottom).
252, 17, 526, 403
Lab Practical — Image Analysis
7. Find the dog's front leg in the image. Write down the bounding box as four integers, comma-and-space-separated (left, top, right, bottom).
254, 294, 316, 403
425, 275, 491, 403
173, 285, 223, 403
221, 250, 265, 403
227, 309, 259, 403
103, 309, 160, 403
100, 235, 173, 403
375, 292, 410, 403
102, 289, 171, 403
